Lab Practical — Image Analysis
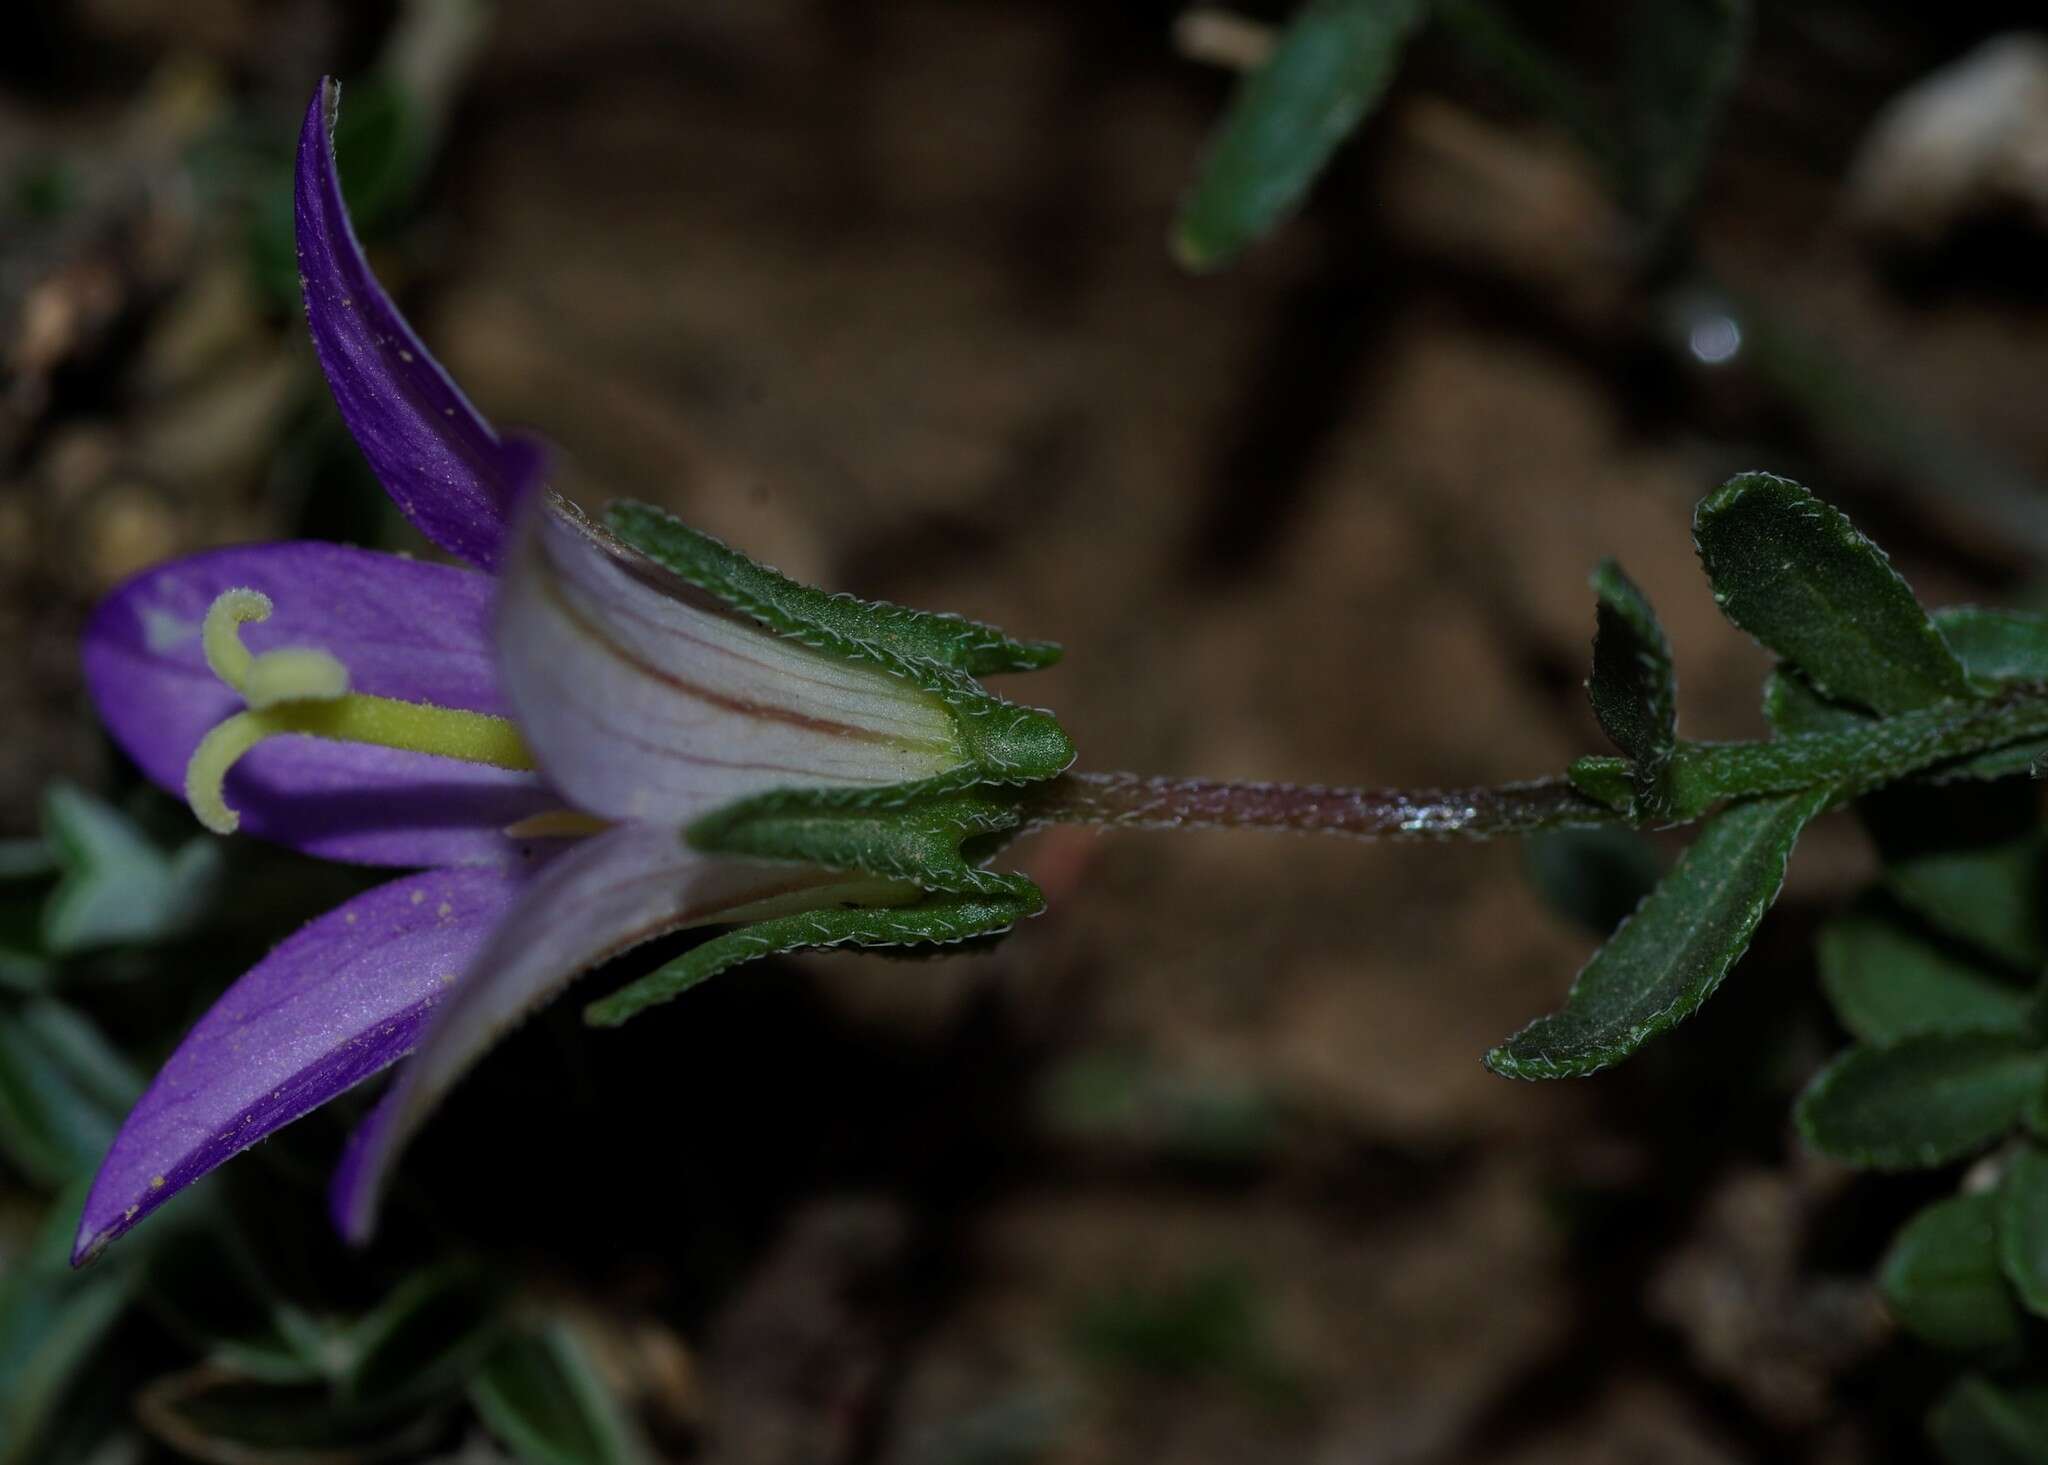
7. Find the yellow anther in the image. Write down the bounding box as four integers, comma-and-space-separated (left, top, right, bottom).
183, 588, 537, 836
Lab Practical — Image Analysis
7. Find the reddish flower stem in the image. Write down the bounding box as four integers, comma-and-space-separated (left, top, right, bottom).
1017, 771, 1619, 840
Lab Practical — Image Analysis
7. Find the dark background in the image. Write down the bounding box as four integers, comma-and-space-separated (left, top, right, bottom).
7, 1, 2048, 1459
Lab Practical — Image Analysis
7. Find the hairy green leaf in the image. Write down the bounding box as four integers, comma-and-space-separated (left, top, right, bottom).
1797, 1034, 2046, 1170
1174, 0, 1428, 270
587, 888, 1042, 1029
1880, 1192, 2021, 1352
1930, 1375, 2048, 1465
1566, 756, 1635, 812
471, 1326, 645, 1465
1762, 607, 2048, 777
1817, 911, 2032, 1045
1586, 560, 1677, 801
1656, 689, 2048, 820
1487, 785, 1826, 1079
1694, 473, 1975, 716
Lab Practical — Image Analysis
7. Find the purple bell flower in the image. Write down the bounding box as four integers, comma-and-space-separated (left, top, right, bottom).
72, 80, 977, 1262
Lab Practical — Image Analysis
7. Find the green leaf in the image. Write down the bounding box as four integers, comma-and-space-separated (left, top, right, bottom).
1617, 0, 1750, 229
344, 1266, 506, 1410
1565, 755, 1635, 812
1797, 1034, 2046, 1170
141, 1228, 327, 1386
470, 1326, 645, 1465
1762, 608, 2048, 778
1761, 665, 1867, 738
135, 1370, 444, 1463
1693, 473, 1975, 716
1997, 1147, 2048, 1316
1586, 560, 1677, 789
41, 784, 222, 955
1656, 690, 2048, 821
1930, 1375, 2048, 1465
1887, 833, 2048, 974
587, 888, 1043, 1028
1486, 785, 1827, 1079
0, 1001, 139, 1188
1522, 825, 1663, 938
0, 1186, 134, 1465
604, 501, 1060, 676
1879, 1192, 2022, 1352
1173, 0, 1428, 270
1817, 911, 2032, 1045
1937, 607, 2048, 682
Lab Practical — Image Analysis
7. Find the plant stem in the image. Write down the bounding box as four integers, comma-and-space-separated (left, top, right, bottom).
1018, 771, 1620, 840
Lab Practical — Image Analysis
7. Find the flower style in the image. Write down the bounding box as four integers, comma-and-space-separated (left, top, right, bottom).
72, 80, 1073, 1264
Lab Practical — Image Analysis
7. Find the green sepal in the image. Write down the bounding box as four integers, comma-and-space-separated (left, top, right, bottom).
586, 888, 1044, 1029
1586, 559, 1677, 816
690, 786, 1032, 899
1879, 1192, 2022, 1353
1796, 1033, 2047, 1170
605, 503, 1074, 788
1173, 0, 1428, 271
1486, 784, 1827, 1080
1930, 1375, 2048, 1464
1817, 909, 2032, 1046
1694, 472, 1976, 716
604, 500, 1061, 676
1996, 1146, 2048, 1317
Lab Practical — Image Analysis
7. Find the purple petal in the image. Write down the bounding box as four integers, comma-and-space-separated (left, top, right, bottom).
84, 541, 555, 867
330, 822, 862, 1243
297, 77, 521, 569
494, 500, 968, 825
74, 866, 524, 1264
